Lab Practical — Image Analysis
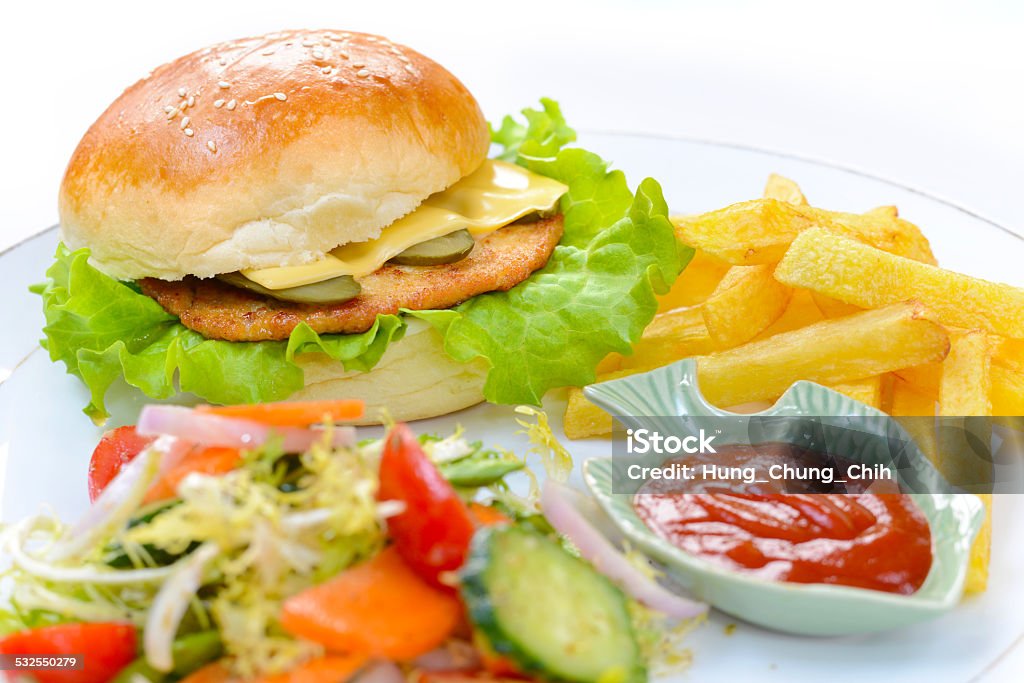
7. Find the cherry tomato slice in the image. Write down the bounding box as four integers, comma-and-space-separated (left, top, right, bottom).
378, 424, 476, 588
0, 622, 137, 683
87, 426, 156, 502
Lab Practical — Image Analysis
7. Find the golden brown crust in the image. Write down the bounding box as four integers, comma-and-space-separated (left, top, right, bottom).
59, 29, 490, 280
139, 216, 564, 341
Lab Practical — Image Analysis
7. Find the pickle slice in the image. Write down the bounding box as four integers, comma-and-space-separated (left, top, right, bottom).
390, 229, 475, 266
217, 272, 361, 304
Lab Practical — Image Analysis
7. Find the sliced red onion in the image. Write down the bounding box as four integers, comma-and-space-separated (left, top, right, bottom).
412, 641, 481, 672
541, 480, 707, 619
145, 543, 219, 672
46, 436, 191, 563
351, 661, 405, 683
137, 405, 355, 452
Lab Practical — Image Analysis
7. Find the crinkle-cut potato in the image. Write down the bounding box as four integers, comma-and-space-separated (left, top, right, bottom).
827, 376, 884, 410
656, 250, 730, 312
775, 228, 1024, 338
940, 331, 993, 417
694, 302, 950, 408
672, 199, 936, 266
763, 173, 809, 206
702, 265, 792, 347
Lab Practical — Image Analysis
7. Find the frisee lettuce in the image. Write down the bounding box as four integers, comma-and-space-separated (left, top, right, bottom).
34, 99, 689, 420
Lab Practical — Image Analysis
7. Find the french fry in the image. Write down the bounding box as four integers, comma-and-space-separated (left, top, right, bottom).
893, 362, 942, 397
763, 173, 808, 205
939, 331, 992, 417
775, 228, 1024, 338
993, 365, 1024, 417
694, 302, 950, 407
964, 494, 992, 595
827, 376, 883, 410
889, 376, 937, 416
865, 205, 899, 220
673, 199, 936, 266
657, 250, 730, 312
564, 367, 650, 440
993, 337, 1024, 374
811, 292, 862, 318
702, 265, 792, 347
753, 289, 824, 339
618, 306, 718, 371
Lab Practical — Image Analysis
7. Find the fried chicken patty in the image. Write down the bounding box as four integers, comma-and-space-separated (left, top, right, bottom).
140, 216, 564, 342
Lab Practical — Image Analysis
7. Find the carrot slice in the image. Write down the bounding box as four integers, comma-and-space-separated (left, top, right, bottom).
197, 400, 365, 427
181, 654, 367, 683
144, 447, 242, 504
469, 503, 511, 527
280, 547, 461, 660
179, 662, 233, 683
256, 654, 368, 683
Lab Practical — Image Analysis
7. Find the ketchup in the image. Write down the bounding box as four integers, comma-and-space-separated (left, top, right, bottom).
632, 446, 933, 595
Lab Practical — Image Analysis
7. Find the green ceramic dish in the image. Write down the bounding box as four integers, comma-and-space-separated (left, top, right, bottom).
581, 358, 985, 636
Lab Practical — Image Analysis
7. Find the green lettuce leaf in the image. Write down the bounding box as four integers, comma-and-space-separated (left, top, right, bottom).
36, 245, 402, 422
413, 100, 691, 403
34, 99, 689, 419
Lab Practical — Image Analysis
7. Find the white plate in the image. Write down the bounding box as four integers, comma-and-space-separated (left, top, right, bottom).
1, 133, 1022, 682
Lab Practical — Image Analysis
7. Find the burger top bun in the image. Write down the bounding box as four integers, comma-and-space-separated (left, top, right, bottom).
59, 29, 490, 281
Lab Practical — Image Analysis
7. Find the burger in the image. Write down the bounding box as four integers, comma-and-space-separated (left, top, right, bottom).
36, 29, 684, 423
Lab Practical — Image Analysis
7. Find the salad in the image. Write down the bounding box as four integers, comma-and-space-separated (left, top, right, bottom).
0, 400, 704, 682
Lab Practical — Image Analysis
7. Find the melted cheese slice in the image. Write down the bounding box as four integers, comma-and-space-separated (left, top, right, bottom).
242, 160, 568, 289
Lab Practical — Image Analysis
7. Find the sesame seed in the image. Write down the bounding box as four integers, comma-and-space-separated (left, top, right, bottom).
178, 87, 187, 97
218, 81, 231, 89
404, 64, 416, 74
214, 99, 225, 108
366, 36, 377, 42
226, 99, 237, 110
357, 69, 370, 78
312, 49, 325, 60
165, 107, 179, 119
321, 66, 332, 74
164, 105, 176, 114
301, 39, 316, 47
184, 128, 194, 137
207, 140, 217, 152
186, 95, 195, 107
180, 116, 191, 129
322, 38, 332, 46
352, 60, 365, 68
262, 49, 275, 56
218, 57, 228, 66
273, 92, 287, 101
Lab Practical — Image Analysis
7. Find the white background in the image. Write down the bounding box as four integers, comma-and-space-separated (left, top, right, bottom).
0, 0, 1021, 249
0, 1, 1021, 679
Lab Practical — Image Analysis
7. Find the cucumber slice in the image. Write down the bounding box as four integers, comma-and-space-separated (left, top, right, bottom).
460, 526, 645, 683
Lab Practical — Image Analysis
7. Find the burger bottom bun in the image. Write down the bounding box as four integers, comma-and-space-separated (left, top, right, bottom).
291, 319, 488, 423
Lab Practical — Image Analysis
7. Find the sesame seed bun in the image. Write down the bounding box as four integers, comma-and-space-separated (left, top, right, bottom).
58, 29, 490, 281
